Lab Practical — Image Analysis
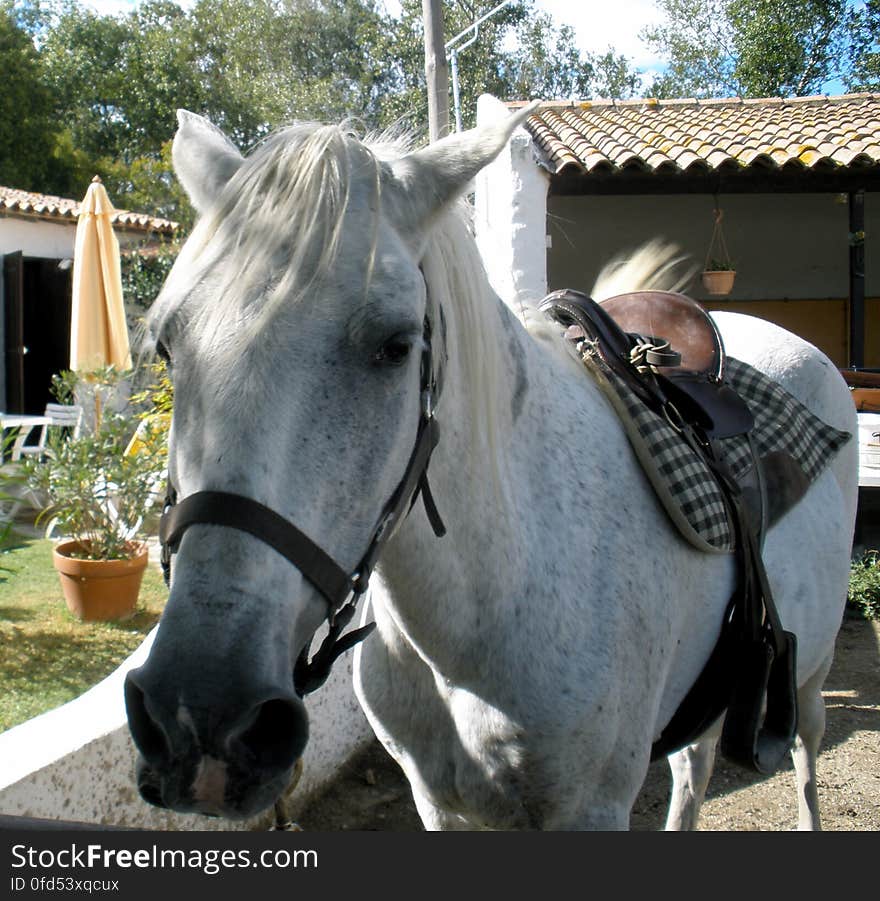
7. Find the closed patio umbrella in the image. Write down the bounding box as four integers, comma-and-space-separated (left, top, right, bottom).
70, 176, 132, 373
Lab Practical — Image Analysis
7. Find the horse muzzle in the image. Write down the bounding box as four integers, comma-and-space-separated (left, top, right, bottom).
124, 669, 308, 819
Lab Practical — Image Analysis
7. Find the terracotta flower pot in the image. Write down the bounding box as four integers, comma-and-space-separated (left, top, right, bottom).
52, 540, 149, 622
701, 269, 736, 296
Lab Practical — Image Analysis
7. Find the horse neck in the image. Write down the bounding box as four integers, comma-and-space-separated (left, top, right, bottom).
376, 286, 608, 660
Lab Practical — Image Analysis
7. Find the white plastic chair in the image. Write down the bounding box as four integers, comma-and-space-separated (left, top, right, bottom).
13, 403, 84, 461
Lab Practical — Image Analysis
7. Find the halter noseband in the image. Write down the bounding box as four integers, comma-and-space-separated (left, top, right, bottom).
158, 313, 446, 696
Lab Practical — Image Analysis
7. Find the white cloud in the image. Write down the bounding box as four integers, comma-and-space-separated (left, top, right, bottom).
529, 0, 665, 70
384, 1, 666, 83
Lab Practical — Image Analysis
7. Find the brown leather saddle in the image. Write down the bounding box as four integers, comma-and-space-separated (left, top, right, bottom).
544, 288, 755, 439
540, 288, 799, 775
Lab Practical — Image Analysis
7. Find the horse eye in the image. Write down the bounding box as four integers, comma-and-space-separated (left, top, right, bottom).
374, 335, 411, 366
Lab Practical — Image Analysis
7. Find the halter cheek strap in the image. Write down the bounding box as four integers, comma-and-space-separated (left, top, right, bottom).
158, 314, 446, 696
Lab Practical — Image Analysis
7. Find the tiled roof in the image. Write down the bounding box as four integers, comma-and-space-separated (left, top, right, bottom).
520, 94, 880, 178
0, 184, 178, 234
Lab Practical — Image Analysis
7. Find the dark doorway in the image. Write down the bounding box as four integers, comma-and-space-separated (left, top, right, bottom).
2, 254, 72, 413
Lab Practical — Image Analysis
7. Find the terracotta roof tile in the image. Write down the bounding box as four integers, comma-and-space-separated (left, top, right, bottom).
520, 94, 880, 178
0, 185, 178, 234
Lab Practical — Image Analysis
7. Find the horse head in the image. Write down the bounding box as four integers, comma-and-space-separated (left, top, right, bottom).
123, 103, 537, 819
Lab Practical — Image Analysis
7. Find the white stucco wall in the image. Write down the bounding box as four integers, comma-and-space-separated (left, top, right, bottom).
0, 218, 76, 260
0, 216, 149, 259
473, 94, 550, 311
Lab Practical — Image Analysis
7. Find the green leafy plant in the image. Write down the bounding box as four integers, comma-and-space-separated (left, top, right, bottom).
121, 240, 180, 311
705, 258, 736, 271
21, 369, 167, 561
848, 551, 880, 620
0, 432, 26, 572
130, 359, 174, 417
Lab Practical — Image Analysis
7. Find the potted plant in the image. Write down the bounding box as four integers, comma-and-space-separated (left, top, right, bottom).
701, 258, 737, 296
22, 368, 167, 621
702, 207, 736, 296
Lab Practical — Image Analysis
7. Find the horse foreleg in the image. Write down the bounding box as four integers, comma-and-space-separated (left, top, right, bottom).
664, 723, 721, 830
791, 654, 833, 831
412, 791, 474, 831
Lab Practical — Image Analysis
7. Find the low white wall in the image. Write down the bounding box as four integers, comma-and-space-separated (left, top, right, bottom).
0, 625, 374, 830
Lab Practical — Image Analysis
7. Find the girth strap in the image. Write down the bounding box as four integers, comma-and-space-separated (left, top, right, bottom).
539, 289, 798, 774
159, 491, 356, 613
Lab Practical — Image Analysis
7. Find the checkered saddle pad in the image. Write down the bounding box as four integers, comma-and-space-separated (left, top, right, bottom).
592, 356, 851, 553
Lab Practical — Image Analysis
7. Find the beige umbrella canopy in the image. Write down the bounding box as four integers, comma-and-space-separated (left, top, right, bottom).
70, 176, 132, 373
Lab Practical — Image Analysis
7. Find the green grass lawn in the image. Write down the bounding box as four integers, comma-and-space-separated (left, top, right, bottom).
0, 538, 168, 733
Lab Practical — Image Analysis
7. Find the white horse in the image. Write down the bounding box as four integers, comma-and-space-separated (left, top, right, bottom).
124, 104, 858, 830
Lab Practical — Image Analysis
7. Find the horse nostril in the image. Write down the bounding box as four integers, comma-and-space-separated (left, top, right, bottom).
124, 672, 171, 766
135, 757, 167, 809
235, 697, 308, 771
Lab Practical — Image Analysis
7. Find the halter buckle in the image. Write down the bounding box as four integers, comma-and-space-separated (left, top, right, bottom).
421, 386, 434, 419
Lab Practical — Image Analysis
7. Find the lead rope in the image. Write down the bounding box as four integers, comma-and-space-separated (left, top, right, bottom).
271, 758, 304, 831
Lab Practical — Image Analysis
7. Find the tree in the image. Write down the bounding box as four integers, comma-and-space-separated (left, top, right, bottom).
381, 0, 638, 134
642, 0, 857, 98
3, 0, 638, 221
591, 48, 644, 100
728, 0, 854, 96
27, 0, 396, 223
502, 14, 595, 102
848, 0, 880, 92
0, 2, 58, 190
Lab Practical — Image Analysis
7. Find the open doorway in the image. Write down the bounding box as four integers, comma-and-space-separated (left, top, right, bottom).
3, 253, 72, 413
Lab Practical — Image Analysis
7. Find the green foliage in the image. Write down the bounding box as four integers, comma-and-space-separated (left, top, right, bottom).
642, 0, 859, 98
848, 0, 880, 92
0, 1, 58, 190
382, 0, 630, 134
848, 551, 880, 620
130, 360, 173, 417
120, 239, 180, 310
22, 368, 167, 561
728, 0, 854, 97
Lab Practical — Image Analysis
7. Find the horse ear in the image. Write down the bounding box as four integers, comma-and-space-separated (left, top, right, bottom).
388, 101, 540, 238
172, 110, 244, 215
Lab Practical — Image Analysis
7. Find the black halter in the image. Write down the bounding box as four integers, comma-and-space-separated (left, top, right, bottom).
158, 313, 447, 696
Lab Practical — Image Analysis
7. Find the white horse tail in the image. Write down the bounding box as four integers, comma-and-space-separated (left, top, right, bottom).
590, 240, 697, 301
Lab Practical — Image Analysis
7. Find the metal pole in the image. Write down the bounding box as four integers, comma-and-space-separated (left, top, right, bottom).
450, 49, 462, 133
445, 0, 513, 132
849, 189, 866, 369
422, 0, 450, 142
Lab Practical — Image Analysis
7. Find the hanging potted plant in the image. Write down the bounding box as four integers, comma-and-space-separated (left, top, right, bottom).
701, 208, 736, 296
22, 368, 167, 622
702, 258, 737, 296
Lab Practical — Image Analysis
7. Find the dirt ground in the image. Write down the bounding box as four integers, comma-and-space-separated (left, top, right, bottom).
295, 612, 880, 831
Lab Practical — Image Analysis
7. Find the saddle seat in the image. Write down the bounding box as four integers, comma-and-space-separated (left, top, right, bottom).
602, 289, 723, 376
545, 288, 755, 440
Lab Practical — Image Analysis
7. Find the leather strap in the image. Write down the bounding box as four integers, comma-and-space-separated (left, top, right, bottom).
159, 491, 356, 613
